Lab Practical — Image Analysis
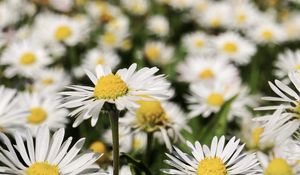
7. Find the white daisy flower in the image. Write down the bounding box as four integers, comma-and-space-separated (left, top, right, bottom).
0, 86, 27, 134
121, 0, 149, 16
107, 166, 132, 175
187, 81, 239, 118
254, 108, 299, 150
214, 32, 256, 65
274, 49, 300, 80
162, 136, 261, 175
83, 48, 120, 72
177, 56, 239, 84
0, 1, 20, 29
99, 30, 129, 50
168, 0, 194, 10
181, 31, 213, 56
257, 148, 300, 175
255, 71, 300, 132
282, 14, 300, 41
105, 15, 130, 35
49, 0, 73, 12
32, 67, 70, 94
0, 39, 51, 78
247, 22, 286, 44
199, 2, 231, 28
0, 126, 105, 175
121, 99, 189, 150
86, 1, 121, 23
60, 63, 172, 127
143, 41, 174, 65
147, 15, 169, 37
18, 92, 68, 135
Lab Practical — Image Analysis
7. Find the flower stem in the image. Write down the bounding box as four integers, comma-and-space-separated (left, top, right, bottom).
109, 111, 119, 175
145, 132, 153, 164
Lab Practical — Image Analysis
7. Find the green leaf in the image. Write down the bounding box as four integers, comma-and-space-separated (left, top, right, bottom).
120, 153, 153, 175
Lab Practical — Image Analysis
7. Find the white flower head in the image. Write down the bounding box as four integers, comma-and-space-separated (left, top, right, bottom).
144, 41, 174, 65
147, 15, 169, 37
60, 63, 172, 127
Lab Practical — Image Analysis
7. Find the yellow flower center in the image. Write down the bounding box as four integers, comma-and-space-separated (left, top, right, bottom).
27, 162, 59, 175
96, 57, 105, 65
133, 138, 142, 149
102, 32, 117, 46
295, 64, 300, 70
145, 46, 160, 61
264, 158, 294, 175
20, 52, 37, 65
223, 42, 238, 54
93, 74, 128, 100
251, 127, 264, 148
121, 39, 132, 51
55, 25, 72, 41
262, 30, 274, 41
27, 107, 47, 125
211, 18, 221, 28
90, 141, 107, 154
197, 157, 227, 175
236, 13, 246, 23
207, 93, 225, 106
136, 100, 169, 132
194, 39, 204, 48
199, 68, 214, 80
42, 78, 54, 85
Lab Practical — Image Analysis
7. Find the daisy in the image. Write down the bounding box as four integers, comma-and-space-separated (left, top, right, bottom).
0, 39, 51, 78
248, 21, 286, 44
143, 41, 174, 65
255, 71, 300, 130
105, 16, 130, 35
0, 86, 27, 134
282, 14, 300, 41
214, 32, 256, 65
83, 48, 120, 72
107, 166, 132, 175
181, 31, 213, 56
177, 56, 239, 84
121, 0, 149, 16
86, 1, 121, 23
0, 126, 105, 175
99, 30, 129, 50
89, 140, 111, 163
32, 67, 70, 94
258, 147, 300, 175
120, 99, 189, 150
162, 136, 261, 175
168, 0, 194, 10
49, 0, 73, 12
187, 80, 240, 118
274, 49, 300, 80
18, 92, 68, 135
147, 15, 169, 37
60, 63, 172, 127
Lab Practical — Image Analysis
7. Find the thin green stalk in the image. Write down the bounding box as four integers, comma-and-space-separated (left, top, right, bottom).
145, 132, 153, 164
109, 111, 120, 175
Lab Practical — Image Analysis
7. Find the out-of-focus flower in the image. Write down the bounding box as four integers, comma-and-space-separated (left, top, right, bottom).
144, 41, 174, 65
274, 49, 300, 80
182, 31, 213, 55
121, 0, 149, 16
147, 15, 169, 37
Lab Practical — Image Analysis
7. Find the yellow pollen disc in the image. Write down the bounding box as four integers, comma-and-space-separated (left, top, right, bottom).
121, 39, 132, 51
93, 74, 128, 100
207, 93, 225, 106
194, 39, 204, 48
251, 127, 264, 148
211, 18, 221, 28
236, 14, 246, 23
145, 46, 160, 61
90, 141, 107, 153
55, 25, 72, 41
295, 64, 300, 70
264, 158, 294, 175
133, 138, 142, 149
262, 30, 274, 41
42, 78, 54, 85
20, 52, 37, 65
27, 107, 47, 125
197, 157, 227, 175
27, 162, 59, 175
102, 32, 117, 46
199, 68, 214, 80
223, 42, 238, 54
96, 57, 106, 65
136, 100, 169, 132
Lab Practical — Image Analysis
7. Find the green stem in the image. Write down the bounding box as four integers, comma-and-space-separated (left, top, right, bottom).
109, 111, 120, 175
145, 132, 153, 164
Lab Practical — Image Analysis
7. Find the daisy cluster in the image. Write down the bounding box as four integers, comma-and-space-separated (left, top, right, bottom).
0, 0, 299, 175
